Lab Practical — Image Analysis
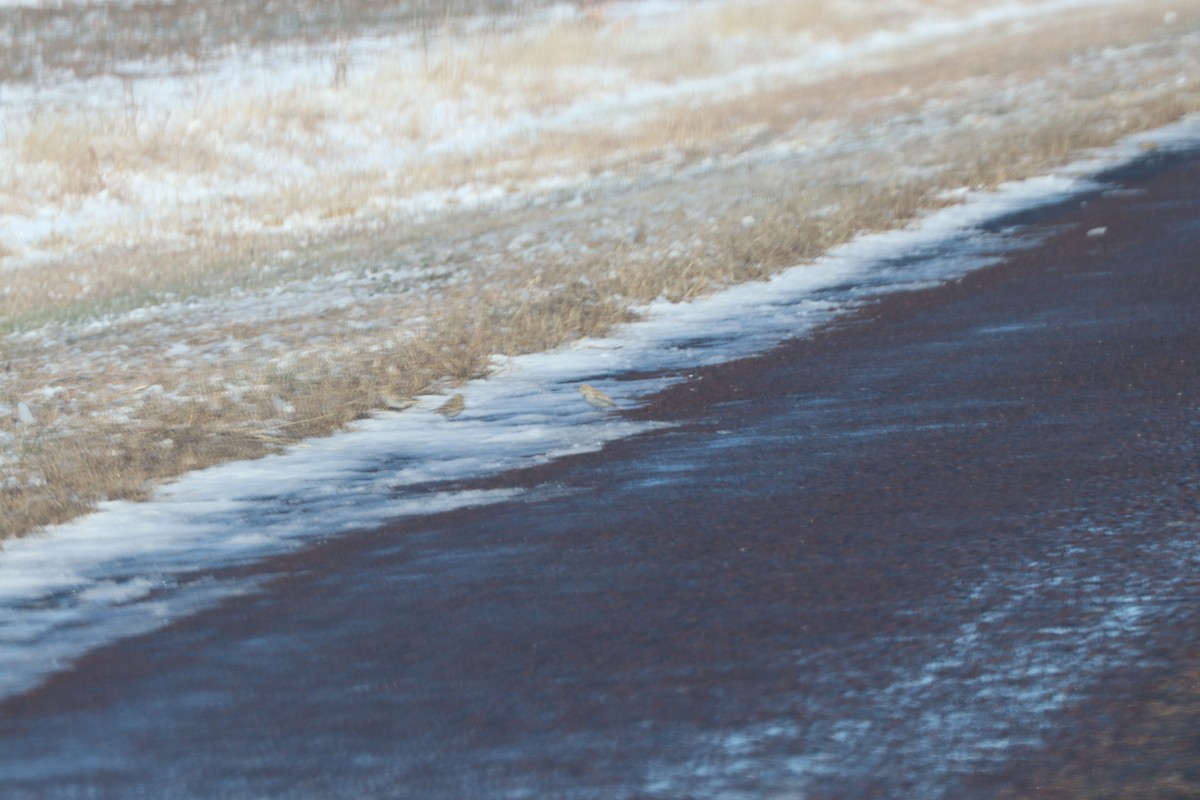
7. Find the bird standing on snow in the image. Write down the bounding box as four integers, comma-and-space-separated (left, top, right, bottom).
436, 393, 466, 418
578, 383, 617, 410
380, 391, 416, 411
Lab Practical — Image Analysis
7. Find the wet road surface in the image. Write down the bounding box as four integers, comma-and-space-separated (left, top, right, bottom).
1, 150, 1199, 798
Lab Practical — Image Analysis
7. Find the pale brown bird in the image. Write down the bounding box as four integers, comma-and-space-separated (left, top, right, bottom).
435, 393, 466, 418
578, 383, 616, 410
380, 391, 416, 411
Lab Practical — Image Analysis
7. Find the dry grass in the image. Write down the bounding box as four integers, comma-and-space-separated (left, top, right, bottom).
3, 1, 1200, 540
3, 0, 1189, 291
0, 268, 637, 536
17, 114, 112, 201
2, 0, 1058, 241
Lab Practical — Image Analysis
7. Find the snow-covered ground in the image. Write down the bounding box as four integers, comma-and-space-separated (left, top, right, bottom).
0, 0, 1170, 257
2, 0, 1200, 695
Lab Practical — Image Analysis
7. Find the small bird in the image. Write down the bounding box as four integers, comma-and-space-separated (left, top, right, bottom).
435, 393, 466, 418
380, 391, 416, 411
578, 383, 616, 410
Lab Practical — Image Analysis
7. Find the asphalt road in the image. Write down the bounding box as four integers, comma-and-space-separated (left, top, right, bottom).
1, 148, 1198, 799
